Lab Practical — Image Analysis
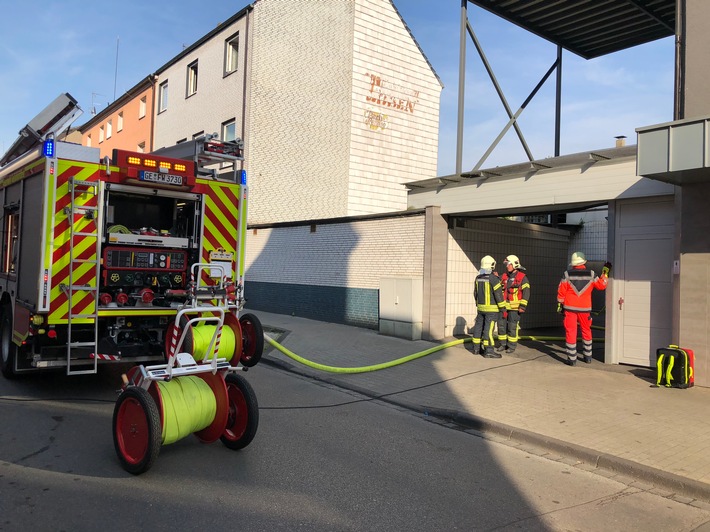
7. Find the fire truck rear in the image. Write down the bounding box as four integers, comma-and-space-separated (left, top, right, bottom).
0, 102, 261, 377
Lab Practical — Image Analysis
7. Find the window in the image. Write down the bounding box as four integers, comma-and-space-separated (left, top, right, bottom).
222, 119, 236, 142
117, 112, 123, 132
192, 131, 204, 139
137, 142, 145, 153
158, 81, 169, 112
106, 119, 112, 139
224, 33, 239, 75
187, 61, 198, 97
87, 134, 92, 147
99, 126, 105, 143
139, 96, 147, 119
2, 207, 19, 275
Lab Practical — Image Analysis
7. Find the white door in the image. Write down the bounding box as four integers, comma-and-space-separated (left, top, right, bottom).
617, 235, 673, 365
614, 197, 674, 366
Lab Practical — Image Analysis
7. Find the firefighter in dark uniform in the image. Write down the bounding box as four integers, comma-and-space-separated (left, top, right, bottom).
496, 254, 530, 354
472, 255, 507, 358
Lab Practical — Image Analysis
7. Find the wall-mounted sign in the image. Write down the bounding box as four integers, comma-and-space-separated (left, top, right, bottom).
364, 109, 389, 131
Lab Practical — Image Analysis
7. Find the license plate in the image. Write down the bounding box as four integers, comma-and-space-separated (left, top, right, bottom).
140, 171, 184, 186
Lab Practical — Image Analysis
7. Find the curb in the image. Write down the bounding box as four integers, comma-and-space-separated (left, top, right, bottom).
259, 351, 710, 504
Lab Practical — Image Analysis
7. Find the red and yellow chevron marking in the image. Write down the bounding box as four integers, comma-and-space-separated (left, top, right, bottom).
200, 180, 239, 286
48, 161, 101, 324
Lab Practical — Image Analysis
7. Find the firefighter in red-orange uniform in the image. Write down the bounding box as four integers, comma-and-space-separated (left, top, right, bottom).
557, 251, 611, 366
496, 254, 530, 354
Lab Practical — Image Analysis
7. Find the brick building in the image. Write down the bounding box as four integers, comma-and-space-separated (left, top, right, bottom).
152, 0, 442, 224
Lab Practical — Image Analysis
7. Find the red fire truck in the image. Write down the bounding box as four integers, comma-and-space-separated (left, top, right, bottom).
0, 94, 263, 378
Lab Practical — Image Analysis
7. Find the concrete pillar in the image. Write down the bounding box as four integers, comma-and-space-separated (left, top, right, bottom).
422, 206, 448, 340
677, 0, 710, 386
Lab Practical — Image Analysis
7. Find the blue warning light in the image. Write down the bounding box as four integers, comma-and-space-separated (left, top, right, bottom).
240, 170, 247, 185
43, 139, 55, 158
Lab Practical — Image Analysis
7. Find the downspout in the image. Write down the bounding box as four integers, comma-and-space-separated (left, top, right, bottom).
240, 7, 252, 173
149, 74, 157, 152
674, 0, 685, 120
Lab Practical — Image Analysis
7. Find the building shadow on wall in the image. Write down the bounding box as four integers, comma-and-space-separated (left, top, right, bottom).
244, 222, 379, 329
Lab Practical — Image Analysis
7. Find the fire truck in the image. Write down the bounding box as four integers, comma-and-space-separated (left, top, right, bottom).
0, 94, 263, 378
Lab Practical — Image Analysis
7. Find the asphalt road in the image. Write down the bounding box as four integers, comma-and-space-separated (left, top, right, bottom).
1, 364, 709, 531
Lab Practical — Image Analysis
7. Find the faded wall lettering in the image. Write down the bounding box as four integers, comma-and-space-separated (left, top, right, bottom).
364, 109, 388, 131
365, 73, 419, 114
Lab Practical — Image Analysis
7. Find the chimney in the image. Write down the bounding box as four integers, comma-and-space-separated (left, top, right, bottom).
615, 135, 627, 148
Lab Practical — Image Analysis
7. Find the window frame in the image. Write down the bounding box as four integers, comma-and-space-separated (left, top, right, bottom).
158, 80, 169, 113
139, 96, 147, 119
186, 60, 198, 98
221, 119, 236, 142
224, 32, 239, 76
117, 111, 123, 132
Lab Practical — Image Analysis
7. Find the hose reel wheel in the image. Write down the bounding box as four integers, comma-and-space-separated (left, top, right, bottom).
112, 386, 162, 475
220, 372, 259, 450
238, 313, 264, 367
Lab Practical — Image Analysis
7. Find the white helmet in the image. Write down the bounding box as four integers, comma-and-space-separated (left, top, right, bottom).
570, 251, 587, 266
480, 255, 496, 270
505, 254, 521, 269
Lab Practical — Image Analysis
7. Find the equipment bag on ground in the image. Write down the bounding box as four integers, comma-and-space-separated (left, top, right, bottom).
656, 345, 695, 388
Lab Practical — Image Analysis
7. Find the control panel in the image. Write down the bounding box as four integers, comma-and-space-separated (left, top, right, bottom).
102, 247, 188, 288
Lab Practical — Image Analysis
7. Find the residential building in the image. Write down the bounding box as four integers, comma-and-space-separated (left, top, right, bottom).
79, 76, 155, 159
152, 0, 442, 224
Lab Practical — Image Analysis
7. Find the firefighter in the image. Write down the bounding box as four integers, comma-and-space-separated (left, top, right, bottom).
472, 255, 507, 358
495, 254, 530, 354
557, 251, 611, 366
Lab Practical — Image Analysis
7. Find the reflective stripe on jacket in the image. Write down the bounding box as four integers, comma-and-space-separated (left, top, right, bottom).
557, 265, 607, 312
474, 272, 506, 313
502, 269, 530, 311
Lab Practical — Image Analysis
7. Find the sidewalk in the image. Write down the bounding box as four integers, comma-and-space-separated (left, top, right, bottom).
249, 310, 710, 504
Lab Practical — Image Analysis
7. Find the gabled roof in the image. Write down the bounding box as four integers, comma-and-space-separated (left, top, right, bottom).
469, 0, 675, 59
390, 0, 443, 87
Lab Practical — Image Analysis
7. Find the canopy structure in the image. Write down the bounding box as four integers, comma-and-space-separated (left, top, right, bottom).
453, 0, 676, 174
470, 0, 675, 60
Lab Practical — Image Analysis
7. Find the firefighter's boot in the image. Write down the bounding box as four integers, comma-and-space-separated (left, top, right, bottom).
484, 347, 502, 359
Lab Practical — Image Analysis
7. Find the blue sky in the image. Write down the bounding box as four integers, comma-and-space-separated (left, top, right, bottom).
0, 0, 674, 176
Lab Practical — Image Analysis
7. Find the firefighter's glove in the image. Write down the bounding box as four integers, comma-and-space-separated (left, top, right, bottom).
601, 262, 612, 277
556, 303, 562, 314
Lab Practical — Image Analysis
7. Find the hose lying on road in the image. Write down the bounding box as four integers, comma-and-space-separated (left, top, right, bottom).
264, 335, 468, 374
264, 334, 604, 374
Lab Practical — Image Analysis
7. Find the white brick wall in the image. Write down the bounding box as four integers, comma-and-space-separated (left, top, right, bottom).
446, 218, 571, 336
569, 219, 608, 262
245, 213, 425, 288
151, 0, 441, 226
247, 0, 354, 224
349, 0, 441, 216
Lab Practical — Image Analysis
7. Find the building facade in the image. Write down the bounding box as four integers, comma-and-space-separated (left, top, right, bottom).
152, 0, 442, 224
79, 76, 155, 159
